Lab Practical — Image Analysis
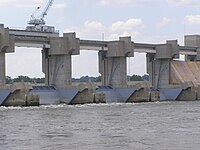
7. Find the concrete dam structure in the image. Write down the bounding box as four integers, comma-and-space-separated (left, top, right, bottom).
1, 24, 200, 106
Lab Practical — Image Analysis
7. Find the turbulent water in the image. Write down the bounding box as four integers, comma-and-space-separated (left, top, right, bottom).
1, 101, 200, 150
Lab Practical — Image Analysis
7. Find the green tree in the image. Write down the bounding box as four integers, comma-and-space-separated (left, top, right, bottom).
130, 74, 143, 81
95, 76, 101, 82
13, 75, 32, 82
6, 76, 12, 84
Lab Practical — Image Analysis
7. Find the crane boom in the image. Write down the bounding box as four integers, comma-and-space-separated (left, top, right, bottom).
41, 0, 54, 19
31, 7, 40, 19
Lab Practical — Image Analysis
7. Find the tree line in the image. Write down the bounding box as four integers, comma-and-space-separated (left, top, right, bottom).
6, 74, 149, 84
6, 76, 45, 84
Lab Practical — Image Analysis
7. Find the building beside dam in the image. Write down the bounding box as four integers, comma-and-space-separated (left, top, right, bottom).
1, 24, 200, 106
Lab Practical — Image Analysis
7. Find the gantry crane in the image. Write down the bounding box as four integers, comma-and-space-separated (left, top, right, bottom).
26, 0, 56, 32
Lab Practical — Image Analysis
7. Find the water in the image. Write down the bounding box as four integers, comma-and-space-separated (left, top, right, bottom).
1, 101, 200, 150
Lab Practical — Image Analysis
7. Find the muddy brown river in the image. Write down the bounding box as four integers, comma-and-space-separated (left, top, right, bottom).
1, 101, 200, 150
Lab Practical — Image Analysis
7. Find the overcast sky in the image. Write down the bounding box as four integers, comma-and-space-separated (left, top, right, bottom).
1, 0, 200, 78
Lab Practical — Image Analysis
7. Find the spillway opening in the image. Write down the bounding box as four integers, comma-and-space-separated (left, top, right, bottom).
6, 47, 44, 81
127, 52, 148, 82
72, 50, 101, 83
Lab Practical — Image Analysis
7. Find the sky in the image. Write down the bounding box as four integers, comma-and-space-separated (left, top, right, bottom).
1, 0, 200, 78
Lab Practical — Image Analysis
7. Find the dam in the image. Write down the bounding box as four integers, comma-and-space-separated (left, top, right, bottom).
1, 24, 200, 106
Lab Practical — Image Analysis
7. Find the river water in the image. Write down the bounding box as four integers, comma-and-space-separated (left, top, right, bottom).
1, 101, 200, 150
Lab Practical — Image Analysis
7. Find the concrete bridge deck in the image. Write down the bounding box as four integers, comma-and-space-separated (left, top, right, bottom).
10, 29, 197, 55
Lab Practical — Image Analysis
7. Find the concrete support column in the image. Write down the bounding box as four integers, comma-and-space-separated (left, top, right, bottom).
152, 59, 170, 89
49, 55, 72, 88
0, 52, 5, 86
99, 53, 127, 87
150, 40, 180, 89
99, 36, 134, 88
42, 48, 50, 85
146, 53, 155, 86
0, 26, 15, 87
45, 32, 79, 88
99, 51, 107, 85
42, 48, 72, 88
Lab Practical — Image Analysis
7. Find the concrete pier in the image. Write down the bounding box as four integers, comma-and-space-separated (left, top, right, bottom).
48, 55, 72, 88
147, 40, 180, 89
99, 37, 134, 88
99, 53, 127, 88
42, 33, 80, 88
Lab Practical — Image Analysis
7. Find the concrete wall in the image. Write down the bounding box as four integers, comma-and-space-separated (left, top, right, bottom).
3, 83, 39, 106
127, 88, 150, 103
184, 35, 200, 47
70, 89, 94, 104
184, 35, 200, 61
177, 87, 197, 101
4, 90, 39, 106
170, 61, 200, 87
